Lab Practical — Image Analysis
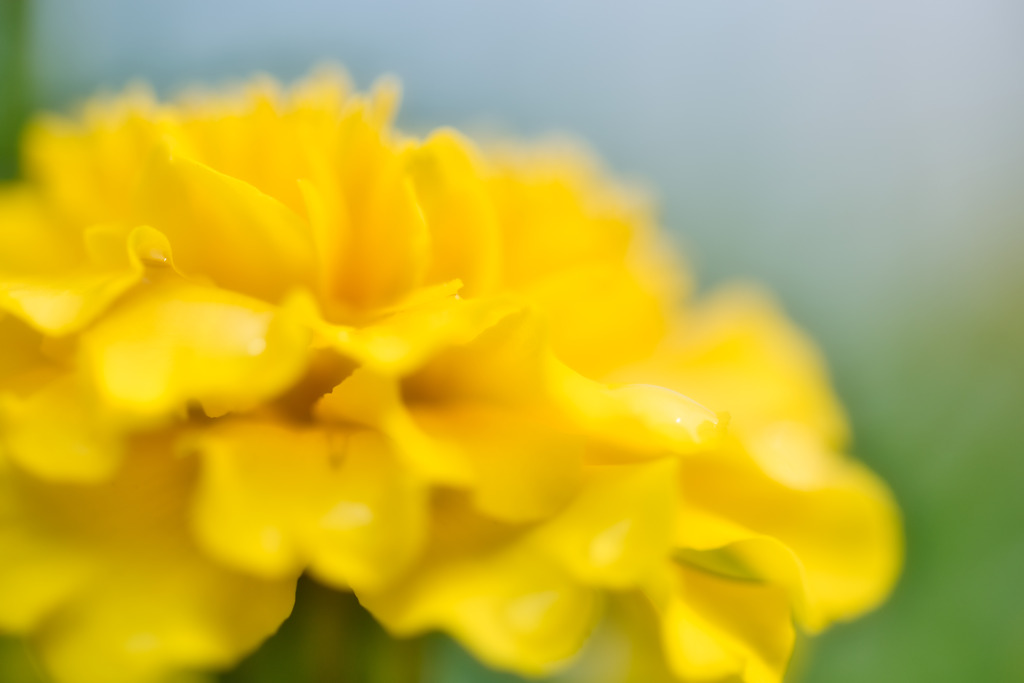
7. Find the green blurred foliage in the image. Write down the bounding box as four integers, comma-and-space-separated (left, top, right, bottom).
802, 252, 1024, 682
223, 579, 525, 683
0, 0, 29, 179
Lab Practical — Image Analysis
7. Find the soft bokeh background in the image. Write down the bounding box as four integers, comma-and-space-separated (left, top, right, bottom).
2, 1, 1023, 681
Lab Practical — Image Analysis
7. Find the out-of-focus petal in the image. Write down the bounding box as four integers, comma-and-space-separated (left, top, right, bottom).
533, 459, 678, 588
299, 288, 520, 377
80, 276, 310, 418
0, 439, 295, 683
520, 263, 668, 379
412, 405, 585, 522
362, 496, 599, 676
316, 368, 471, 484
407, 130, 501, 297
653, 563, 794, 683
136, 146, 317, 304
0, 224, 174, 336
613, 286, 848, 446
677, 441, 902, 631
189, 421, 426, 593
304, 97, 430, 314
0, 187, 82, 275
0, 374, 122, 482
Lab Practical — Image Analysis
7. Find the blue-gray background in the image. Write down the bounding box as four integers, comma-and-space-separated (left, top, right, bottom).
3, 1, 1023, 681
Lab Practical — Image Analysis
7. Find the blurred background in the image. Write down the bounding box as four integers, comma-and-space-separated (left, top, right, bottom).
2, 1, 1023, 681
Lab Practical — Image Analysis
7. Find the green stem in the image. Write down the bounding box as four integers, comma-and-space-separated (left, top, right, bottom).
221, 577, 427, 683
0, 0, 30, 180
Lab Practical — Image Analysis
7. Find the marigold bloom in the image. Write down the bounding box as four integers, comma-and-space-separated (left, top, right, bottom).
0, 67, 901, 683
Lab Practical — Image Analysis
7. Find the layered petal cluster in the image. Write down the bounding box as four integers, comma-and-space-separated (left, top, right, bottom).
0, 68, 901, 683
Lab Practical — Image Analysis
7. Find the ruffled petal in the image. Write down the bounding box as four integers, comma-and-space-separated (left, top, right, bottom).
612, 286, 848, 446
315, 368, 471, 484
0, 439, 295, 683
407, 130, 501, 297
533, 459, 678, 588
0, 224, 176, 336
0, 314, 51, 394
80, 276, 311, 418
0, 458, 94, 633
487, 146, 635, 286
0, 374, 123, 482
654, 563, 794, 683
677, 439, 902, 631
136, 146, 318, 304
23, 92, 161, 225
302, 95, 430, 314
361, 496, 599, 677
0, 269, 140, 338
0, 186, 82, 275
299, 287, 519, 377
519, 263, 668, 378
411, 405, 584, 522
188, 421, 427, 592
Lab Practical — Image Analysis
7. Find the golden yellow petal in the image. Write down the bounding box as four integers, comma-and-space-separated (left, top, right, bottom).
302, 288, 520, 377
136, 146, 317, 304
0, 186, 82, 275
310, 103, 430, 312
613, 286, 848, 447
189, 421, 427, 593
80, 277, 310, 418
0, 224, 175, 336
655, 563, 794, 683
678, 441, 902, 631
407, 130, 501, 297
519, 263, 668, 378
411, 405, 584, 522
363, 497, 599, 677
23, 92, 161, 226
315, 368, 471, 484
533, 459, 678, 588
0, 374, 122, 482
0, 438, 295, 683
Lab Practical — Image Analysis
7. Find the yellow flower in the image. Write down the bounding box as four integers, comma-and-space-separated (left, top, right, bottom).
0, 67, 901, 683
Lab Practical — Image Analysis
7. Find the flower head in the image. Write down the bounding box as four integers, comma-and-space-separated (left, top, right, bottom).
0, 67, 901, 683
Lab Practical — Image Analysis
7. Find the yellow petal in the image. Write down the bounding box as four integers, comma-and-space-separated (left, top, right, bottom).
301, 288, 519, 377
0, 186, 82, 275
401, 309, 554, 406
613, 286, 848, 447
0, 224, 175, 336
307, 103, 430, 313
0, 269, 139, 337
189, 421, 427, 593
362, 496, 599, 676
0, 314, 51, 394
556, 594, 680, 683
560, 381, 724, 460
655, 563, 794, 683
136, 145, 317, 304
407, 130, 501, 296
487, 146, 634, 287
519, 263, 668, 378
315, 368, 470, 484
678, 441, 902, 631
411, 405, 584, 522
0, 459, 95, 633
533, 459, 678, 588
81, 277, 311, 418
0, 374, 123, 482
23, 91, 161, 225
0, 438, 296, 683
